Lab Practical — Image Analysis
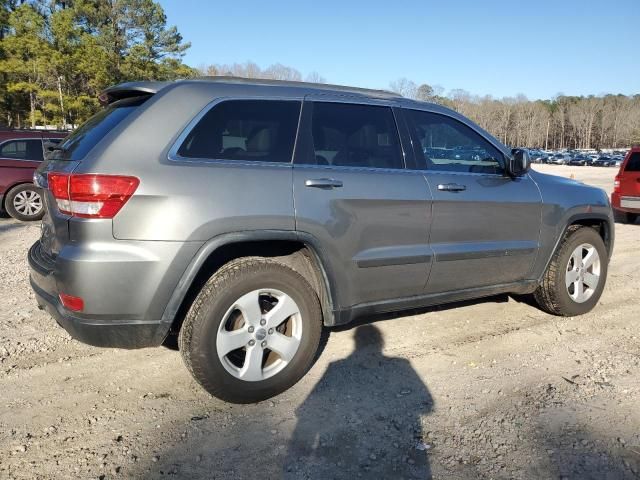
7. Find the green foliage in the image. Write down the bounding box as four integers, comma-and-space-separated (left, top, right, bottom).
0, 0, 193, 128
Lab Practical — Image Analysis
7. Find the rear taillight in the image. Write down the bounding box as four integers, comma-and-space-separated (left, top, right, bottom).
614, 177, 620, 193
47, 173, 139, 219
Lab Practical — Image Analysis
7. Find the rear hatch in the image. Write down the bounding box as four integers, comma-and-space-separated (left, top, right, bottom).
35, 86, 162, 259
618, 151, 640, 199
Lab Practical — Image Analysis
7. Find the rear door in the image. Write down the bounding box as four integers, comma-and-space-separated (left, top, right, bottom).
292, 97, 433, 309
0, 137, 44, 191
619, 151, 640, 203
404, 108, 542, 294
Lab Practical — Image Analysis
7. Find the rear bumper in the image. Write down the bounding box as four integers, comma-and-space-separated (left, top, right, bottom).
612, 193, 640, 213
28, 239, 197, 349
30, 277, 169, 348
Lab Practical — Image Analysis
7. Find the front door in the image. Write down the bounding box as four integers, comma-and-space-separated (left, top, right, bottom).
293, 99, 433, 309
403, 108, 542, 294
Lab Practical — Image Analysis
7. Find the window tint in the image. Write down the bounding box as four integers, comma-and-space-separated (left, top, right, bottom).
52, 96, 149, 161
407, 110, 504, 174
306, 102, 403, 169
625, 152, 640, 172
177, 100, 301, 163
0, 139, 43, 161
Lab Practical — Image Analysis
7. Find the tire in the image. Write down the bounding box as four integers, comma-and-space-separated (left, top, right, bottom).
614, 209, 639, 224
534, 226, 608, 316
179, 257, 322, 403
5, 184, 45, 221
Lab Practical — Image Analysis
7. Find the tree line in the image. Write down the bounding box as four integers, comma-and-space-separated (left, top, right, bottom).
1, 2, 638, 149
0, 0, 194, 129
389, 78, 640, 149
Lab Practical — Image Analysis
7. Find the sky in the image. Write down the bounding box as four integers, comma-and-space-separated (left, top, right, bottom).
159, 0, 639, 101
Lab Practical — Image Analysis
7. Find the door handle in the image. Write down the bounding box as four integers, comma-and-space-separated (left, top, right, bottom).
305, 178, 343, 189
437, 183, 466, 192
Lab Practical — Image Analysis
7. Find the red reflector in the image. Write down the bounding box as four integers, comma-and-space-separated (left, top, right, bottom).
48, 173, 139, 218
59, 293, 84, 312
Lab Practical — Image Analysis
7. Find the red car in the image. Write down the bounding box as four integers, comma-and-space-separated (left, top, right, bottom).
612, 147, 640, 224
0, 130, 67, 221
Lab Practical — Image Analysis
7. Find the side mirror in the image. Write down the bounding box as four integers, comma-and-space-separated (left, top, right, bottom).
509, 149, 530, 177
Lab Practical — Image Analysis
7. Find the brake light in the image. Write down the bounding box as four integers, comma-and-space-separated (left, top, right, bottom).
47, 173, 139, 218
614, 177, 620, 193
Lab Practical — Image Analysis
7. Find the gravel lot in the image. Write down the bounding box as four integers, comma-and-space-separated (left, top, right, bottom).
0, 164, 639, 479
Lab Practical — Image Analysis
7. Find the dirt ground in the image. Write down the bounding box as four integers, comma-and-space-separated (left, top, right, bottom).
0, 164, 638, 480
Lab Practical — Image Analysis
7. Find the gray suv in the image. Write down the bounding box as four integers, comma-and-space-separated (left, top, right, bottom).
28, 78, 614, 403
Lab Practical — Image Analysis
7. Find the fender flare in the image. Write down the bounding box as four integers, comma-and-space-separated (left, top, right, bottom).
538, 212, 614, 283
161, 230, 340, 326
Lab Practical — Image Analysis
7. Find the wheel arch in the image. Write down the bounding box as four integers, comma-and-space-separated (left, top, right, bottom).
538, 212, 613, 284
163, 231, 339, 336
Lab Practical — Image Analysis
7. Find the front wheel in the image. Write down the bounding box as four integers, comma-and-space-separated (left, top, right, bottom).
534, 226, 608, 316
5, 184, 44, 221
179, 257, 322, 403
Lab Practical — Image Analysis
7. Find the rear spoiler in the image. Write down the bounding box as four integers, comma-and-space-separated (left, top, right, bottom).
97, 81, 172, 106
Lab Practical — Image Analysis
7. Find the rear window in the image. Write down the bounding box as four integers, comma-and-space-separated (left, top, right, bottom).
51, 96, 148, 161
177, 100, 301, 163
625, 152, 640, 172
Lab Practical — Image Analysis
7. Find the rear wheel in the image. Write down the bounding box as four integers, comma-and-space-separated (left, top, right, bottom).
5, 184, 44, 221
179, 257, 322, 403
614, 209, 639, 224
534, 226, 608, 316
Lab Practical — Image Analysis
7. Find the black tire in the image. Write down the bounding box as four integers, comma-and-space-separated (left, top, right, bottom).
179, 257, 322, 404
613, 209, 638, 224
5, 184, 45, 221
534, 226, 608, 316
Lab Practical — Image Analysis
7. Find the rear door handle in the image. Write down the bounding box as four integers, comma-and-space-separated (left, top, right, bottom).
437, 183, 466, 192
305, 178, 343, 189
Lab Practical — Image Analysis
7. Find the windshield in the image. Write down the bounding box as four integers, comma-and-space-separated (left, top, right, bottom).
51, 96, 149, 161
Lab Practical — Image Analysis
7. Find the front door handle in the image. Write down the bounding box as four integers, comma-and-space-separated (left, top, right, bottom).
305, 178, 343, 189
437, 183, 466, 192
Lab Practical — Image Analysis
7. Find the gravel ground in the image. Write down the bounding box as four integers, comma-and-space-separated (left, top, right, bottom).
0, 164, 639, 479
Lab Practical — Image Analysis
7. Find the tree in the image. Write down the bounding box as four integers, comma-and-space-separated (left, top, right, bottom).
389, 77, 417, 99
0, 0, 193, 128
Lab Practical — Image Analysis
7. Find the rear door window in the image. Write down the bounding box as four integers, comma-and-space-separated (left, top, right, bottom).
0, 139, 44, 161
177, 100, 301, 163
52, 96, 149, 161
625, 152, 640, 172
301, 102, 404, 169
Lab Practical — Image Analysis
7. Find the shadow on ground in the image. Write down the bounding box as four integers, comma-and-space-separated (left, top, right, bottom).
140, 325, 435, 479
0, 217, 29, 234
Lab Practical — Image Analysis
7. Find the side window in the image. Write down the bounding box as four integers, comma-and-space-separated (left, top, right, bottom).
177, 100, 301, 163
305, 102, 404, 169
0, 139, 44, 161
406, 110, 505, 174
625, 152, 640, 172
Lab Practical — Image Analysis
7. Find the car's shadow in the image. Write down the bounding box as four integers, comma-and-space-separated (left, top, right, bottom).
0, 216, 30, 233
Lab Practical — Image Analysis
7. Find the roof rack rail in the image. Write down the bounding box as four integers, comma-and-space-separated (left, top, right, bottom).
191, 76, 402, 99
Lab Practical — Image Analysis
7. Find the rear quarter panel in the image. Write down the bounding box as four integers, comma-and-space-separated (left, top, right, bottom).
76, 82, 302, 241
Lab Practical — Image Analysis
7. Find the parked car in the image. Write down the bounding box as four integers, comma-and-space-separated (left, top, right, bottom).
0, 130, 67, 221
593, 156, 613, 167
611, 147, 640, 224
29, 78, 614, 403
568, 155, 589, 166
549, 153, 571, 165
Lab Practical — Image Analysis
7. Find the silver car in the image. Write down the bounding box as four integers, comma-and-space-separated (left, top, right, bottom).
29, 78, 614, 403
